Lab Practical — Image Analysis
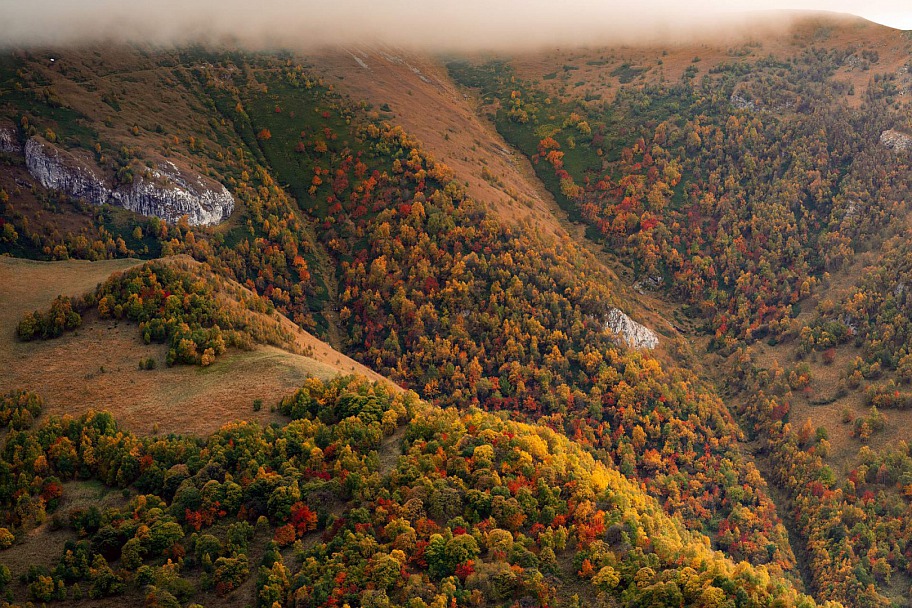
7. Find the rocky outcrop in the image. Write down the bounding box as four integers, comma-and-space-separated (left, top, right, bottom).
25, 137, 109, 204
111, 163, 234, 226
0, 121, 20, 155
633, 275, 663, 295
730, 93, 757, 112
23, 137, 233, 226
605, 308, 659, 350
880, 129, 912, 152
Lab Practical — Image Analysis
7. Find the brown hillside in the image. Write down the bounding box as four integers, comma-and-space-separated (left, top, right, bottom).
510, 15, 912, 109
307, 48, 570, 237
1, 46, 241, 187
0, 255, 393, 436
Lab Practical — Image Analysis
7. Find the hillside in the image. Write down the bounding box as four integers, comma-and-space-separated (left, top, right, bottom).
0, 255, 390, 435
0, 376, 830, 608
510, 15, 912, 109
302, 47, 688, 366
2, 11, 912, 608
446, 14, 912, 606
0, 40, 806, 605
306, 48, 567, 238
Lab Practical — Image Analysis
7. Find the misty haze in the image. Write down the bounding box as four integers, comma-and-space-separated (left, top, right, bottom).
0, 0, 909, 49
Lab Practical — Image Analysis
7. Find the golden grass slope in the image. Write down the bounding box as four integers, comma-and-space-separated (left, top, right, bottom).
307, 48, 570, 238
0, 254, 393, 436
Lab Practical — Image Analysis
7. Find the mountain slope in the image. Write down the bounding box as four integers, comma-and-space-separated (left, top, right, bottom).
0, 376, 831, 608
0, 41, 803, 584
3, 15, 910, 606
0, 255, 390, 435
444, 14, 912, 606
307, 48, 567, 238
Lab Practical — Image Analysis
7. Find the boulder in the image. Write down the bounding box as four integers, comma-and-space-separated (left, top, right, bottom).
0, 120, 21, 155
605, 308, 659, 350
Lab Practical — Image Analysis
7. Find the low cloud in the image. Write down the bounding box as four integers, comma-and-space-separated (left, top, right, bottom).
0, 0, 907, 51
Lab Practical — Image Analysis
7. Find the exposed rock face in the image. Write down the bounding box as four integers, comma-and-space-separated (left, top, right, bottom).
880, 129, 912, 152
23, 137, 234, 226
111, 163, 234, 226
0, 121, 20, 155
25, 137, 109, 205
605, 308, 659, 350
633, 275, 664, 295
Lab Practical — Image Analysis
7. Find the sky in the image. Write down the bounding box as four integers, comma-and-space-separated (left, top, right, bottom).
0, 0, 909, 50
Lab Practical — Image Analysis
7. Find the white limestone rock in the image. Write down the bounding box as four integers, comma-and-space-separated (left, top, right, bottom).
605, 308, 659, 350
730, 93, 757, 112
880, 129, 912, 152
111, 162, 234, 226
24, 137, 233, 226
25, 137, 109, 205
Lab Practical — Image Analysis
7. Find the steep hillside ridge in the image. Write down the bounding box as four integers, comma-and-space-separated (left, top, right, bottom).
308, 49, 686, 361
0, 376, 833, 608
308, 48, 568, 237
0, 255, 391, 435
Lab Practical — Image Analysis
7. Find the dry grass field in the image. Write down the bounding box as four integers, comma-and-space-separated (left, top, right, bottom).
0, 255, 393, 436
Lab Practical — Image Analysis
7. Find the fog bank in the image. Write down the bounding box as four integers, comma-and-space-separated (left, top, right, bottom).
0, 0, 908, 51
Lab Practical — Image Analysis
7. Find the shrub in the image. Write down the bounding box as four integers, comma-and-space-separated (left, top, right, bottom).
213, 554, 249, 596
17, 296, 82, 340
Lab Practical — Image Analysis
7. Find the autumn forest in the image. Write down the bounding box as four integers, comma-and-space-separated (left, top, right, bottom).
1, 11, 912, 608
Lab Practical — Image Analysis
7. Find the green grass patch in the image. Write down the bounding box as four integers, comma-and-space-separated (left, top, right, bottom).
241, 76, 370, 219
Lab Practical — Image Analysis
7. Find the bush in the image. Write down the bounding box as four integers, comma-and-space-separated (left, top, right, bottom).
0, 564, 11, 592
0, 390, 42, 430
17, 296, 82, 341
88, 555, 125, 599
213, 554, 249, 596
